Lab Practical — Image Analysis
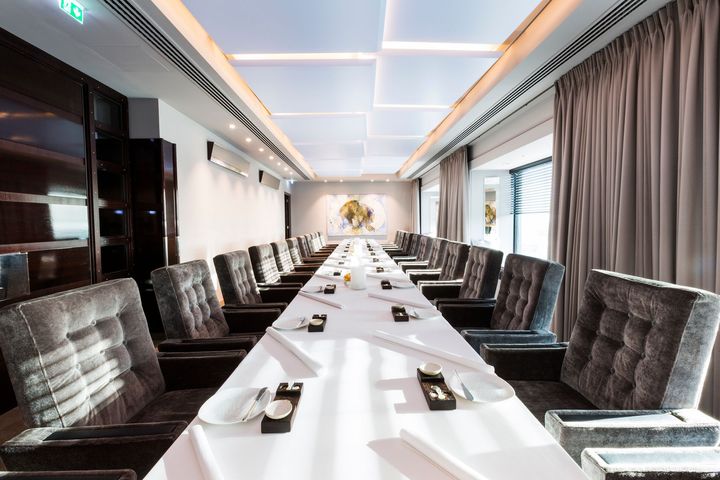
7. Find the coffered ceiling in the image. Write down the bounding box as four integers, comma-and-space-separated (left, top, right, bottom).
181, 0, 545, 178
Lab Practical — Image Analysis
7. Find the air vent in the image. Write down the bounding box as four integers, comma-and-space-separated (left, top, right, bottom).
412, 0, 646, 178
207, 141, 249, 177
101, 0, 309, 180
258, 170, 281, 190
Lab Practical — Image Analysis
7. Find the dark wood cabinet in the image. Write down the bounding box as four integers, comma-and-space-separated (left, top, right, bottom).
130, 139, 179, 333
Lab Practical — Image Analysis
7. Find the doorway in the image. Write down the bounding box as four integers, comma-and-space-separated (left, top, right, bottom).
284, 193, 291, 238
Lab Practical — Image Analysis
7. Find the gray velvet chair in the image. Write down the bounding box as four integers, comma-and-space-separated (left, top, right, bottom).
385, 233, 419, 258
398, 238, 448, 273
271, 240, 318, 273
481, 270, 720, 461
381, 230, 406, 249
407, 241, 469, 285
151, 259, 277, 349
419, 245, 503, 302
0, 279, 242, 477
444, 254, 564, 346
383, 232, 414, 256
581, 447, 720, 479
309, 233, 334, 253
297, 235, 330, 260
394, 235, 433, 264
286, 238, 324, 268
214, 249, 301, 307
249, 244, 313, 285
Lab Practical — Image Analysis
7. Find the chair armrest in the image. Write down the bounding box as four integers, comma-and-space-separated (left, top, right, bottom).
279, 272, 313, 284
259, 287, 300, 304
462, 329, 557, 351
398, 261, 429, 272
547, 409, 720, 464
437, 301, 495, 329
392, 255, 418, 263
157, 351, 243, 390
301, 257, 325, 264
407, 269, 441, 284
0, 422, 186, 478
292, 264, 319, 272
418, 282, 462, 301
158, 335, 257, 353
0, 470, 137, 479
479, 343, 567, 381
223, 307, 282, 333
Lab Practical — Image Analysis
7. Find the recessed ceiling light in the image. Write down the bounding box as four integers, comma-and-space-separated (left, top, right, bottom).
340, 179, 344, 183
277, 162, 281, 166
370, 179, 374, 182
290, 171, 294, 175
229, 123, 237, 129
284, 167, 289, 171
271, 112, 366, 117
382, 41, 501, 55
269, 156, 274, 160
386, 179, 390, 182
227, 52, 376, 62
245, 137, 252, 143
324, 179, 327, 183
374, 103, 450, 111
259, 147, 265, 152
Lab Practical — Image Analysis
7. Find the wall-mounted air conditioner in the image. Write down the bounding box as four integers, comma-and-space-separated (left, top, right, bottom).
207, 141, 249, 177
258, 170, 281, 190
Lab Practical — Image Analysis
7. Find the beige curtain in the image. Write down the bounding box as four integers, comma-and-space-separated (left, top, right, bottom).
551, 0, 720, 415
437, 147, 469, 241
411, 179, 420, 233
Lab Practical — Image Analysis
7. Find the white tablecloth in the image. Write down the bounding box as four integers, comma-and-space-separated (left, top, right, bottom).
145, 239, 586, 480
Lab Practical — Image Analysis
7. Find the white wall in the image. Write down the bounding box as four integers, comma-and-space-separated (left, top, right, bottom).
291, 181, 413, 241
145, 101, 287, 288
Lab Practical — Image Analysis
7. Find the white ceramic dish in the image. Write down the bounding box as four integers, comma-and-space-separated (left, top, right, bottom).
272, 316, 309, 330
265, 399, 293, 420
309, 317, 324, 326
446, 371, 515, 403
406, 307, 442, 319
418, 361, 443, 376
302, 285, 324, 293
198, 387, 272, 425
390, 280, 415, 289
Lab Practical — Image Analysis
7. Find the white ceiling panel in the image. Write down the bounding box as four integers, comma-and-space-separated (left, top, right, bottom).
273, 115, 367, 143
365, 137, 422, 157
238, 64, 375, 113
296, 142, 366, 159
362, 156, 406, 173
375, 56, 496, 106
182, 0, 385, 53
367, 110, 449, 137
384, 0, 542, 45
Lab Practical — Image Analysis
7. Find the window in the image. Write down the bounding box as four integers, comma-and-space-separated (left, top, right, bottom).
420, 185, 440, 236
510, 159, 552, 259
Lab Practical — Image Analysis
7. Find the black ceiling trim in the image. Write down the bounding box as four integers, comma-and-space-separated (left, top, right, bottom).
410, 0, 646, 179
101, 0, 309, 179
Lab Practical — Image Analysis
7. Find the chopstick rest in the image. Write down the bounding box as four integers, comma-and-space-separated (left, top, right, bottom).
261, 383, 303, 434
381, 280, 392, 290
417, 369, 455, 411
392, 304, 409, 322
308, 314, 327, 332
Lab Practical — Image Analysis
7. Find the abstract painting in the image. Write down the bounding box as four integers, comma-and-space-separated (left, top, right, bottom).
326, 194, 387, 236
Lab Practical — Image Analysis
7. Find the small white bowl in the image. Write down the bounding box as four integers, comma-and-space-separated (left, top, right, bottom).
310, 317, 324, 326
265, 399, 293, 420
419, 362, 443, 376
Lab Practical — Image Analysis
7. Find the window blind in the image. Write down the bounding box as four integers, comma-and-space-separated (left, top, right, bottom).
510, 159, 552, 214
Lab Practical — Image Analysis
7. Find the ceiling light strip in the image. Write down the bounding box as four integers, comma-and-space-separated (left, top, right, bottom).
101, 0, 309, 179
409, 0, 646, 178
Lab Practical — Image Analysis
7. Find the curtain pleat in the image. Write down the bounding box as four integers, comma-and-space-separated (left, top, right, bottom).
551, 0, 720, 415
411, 179, 420, 233
436, 147, 469, 242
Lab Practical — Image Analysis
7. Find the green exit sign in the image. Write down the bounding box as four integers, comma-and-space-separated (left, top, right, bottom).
59, 0, 84, 24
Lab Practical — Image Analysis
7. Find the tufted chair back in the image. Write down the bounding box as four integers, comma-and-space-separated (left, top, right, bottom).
304, 234, 317, 253
459, 246, 504, 299
393, 231, 407, 250
490, 254, 564, 331
152, 260, 230, 340
271, 241, 295, 272
406, 233, 421, 256
416, 236, 434, 261
427, 238, 448, 269
296, 235, 311, 258
438, 241, 470, 281
249, 244, 282, 284
317, 232, 328, 247
286, 238, 304, 264
0, 279, 164, 428
561, 270, 720, 410
213, 250, 263, 306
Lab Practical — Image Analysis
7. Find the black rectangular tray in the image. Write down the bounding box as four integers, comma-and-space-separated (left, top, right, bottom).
308, 314, 326, 332
261, 383, 303, 434
416, 369, 456, 411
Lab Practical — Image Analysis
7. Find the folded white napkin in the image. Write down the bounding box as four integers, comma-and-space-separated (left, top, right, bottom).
368, 291, 430, 309
298, 290, 345, 309
400, 429, 488, 480
315, 273, 344, 282
266, 327, 325, 375
367, 272, 407, 281
325, 261, 350, 269
373, 330, 492, 372
190, 424, 225, 480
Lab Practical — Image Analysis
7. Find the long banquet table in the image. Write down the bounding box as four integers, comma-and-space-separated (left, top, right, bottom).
145, 239, 587, 479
